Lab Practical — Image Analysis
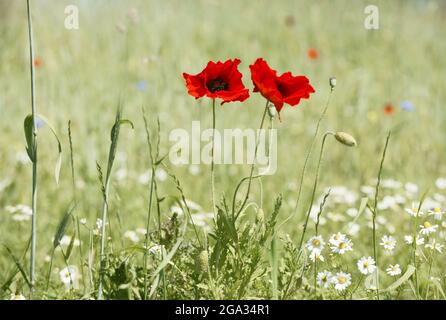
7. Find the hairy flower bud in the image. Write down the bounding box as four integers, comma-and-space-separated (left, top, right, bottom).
334, 132, 357, 147
329, 77, 337, 90
195, 250, 209, 274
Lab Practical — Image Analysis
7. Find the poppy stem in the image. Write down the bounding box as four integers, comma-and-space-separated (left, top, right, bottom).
211, 99, 217, 217
26, 0, 38, 299
233, 100, 269, 219
297, 131, 334, 254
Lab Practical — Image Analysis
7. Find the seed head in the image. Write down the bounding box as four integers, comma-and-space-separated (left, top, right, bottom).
195, 250, 209, 274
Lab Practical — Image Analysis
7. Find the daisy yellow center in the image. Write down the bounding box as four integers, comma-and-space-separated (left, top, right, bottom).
312, 239, 321, 247
338, 276, 346, 284
424, 221, 431, 228
339, 242, 346, 249
363, 261, 369, 267
434, 207, 441, 213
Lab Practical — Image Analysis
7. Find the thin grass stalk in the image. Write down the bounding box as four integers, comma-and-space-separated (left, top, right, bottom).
278, 89, 333, 230
371, 131, 391, 300
26, 0, 38, 299
142, 107, 155, 299
297, 132, 334, 254
232, 101, 269, 218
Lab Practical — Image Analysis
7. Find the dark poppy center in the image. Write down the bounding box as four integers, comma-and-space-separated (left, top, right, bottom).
207, 78, 228, 93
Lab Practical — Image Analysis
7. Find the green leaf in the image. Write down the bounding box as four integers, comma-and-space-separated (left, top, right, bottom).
24, 114, 63, 184
64, 231, 76, 261
53, 202, 76, 249
3, 245, 31, 288
24, 114, 35, 162
110, 119, 134, 141
385, 265, 416, 292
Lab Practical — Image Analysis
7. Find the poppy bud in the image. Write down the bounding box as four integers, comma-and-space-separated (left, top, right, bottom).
329, 77, 337, 90
195, 250, 209, 274
267, 105, 276, 119
334, 132, 357, 147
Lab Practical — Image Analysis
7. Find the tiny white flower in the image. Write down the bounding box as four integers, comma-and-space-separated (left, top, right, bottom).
381, 179, 402, 189
115, 168, 127, 181
136, 228, 147, 235
155, 168, 167, 182
59, 266, 79, 289
435, 177, 446, 189
331, 272, 352, 291
429, 207, 445, 220
124, 230, 139, 243
317, 270, 332, 288
79, 218, 87, 225
405, 182, 418, 194
404, 235, 425, 246
346, 222, 360, 236
330, 234, 353, 255
357, 256, 376, 275
138, 170, 152, 185
425, 239, 444, 253
386, 264, 402, 276
419, 221, 438, 235
10, 293, 26, 300
309, 250, 324, 263
405, 203, 424, 217
380, 235, 397, 251
188, 164, 200, 176
306, 235, 325, 253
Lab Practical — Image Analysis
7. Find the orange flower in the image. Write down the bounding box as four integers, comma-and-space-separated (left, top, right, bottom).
33, 57, 41, 68
384, 103, 394, 115
307, 48, 319, 60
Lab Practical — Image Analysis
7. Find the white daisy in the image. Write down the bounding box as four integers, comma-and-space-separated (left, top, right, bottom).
419, 221, 438, 235
386, 264, 402, 276
405, 182, 418, 194
309, 250, 324, 263
404, 235, 425, 246
317, 270, 332, 288
435, 177, 446, 189
380, 235, 397, 251
405, 203, 424, 217
425, 239, 444, 253
330, 237, 353, 255
429, 207, 445, 220
10, 293, 26, 300
124, 230, 139, 243
306, 235, 325, 253
357, 256, 376, 275
155, 168, 168, 182
331, 272, 352, 291
59, 266, 79, 289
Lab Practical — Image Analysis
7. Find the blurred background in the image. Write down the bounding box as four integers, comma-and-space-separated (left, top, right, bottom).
0, 0, 446, 262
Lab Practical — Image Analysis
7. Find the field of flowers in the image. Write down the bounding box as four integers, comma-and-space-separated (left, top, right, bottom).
1, 0, 446, 300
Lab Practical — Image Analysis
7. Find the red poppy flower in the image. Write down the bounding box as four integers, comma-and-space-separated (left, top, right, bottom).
384, 103, 394, 115
307, 48, 319, 60
183, 58, 249, 104
34, 57, 41, 68
249, 58, 315, 113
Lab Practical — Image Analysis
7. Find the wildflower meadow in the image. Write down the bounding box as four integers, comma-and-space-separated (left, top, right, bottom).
1, 0, 446, 303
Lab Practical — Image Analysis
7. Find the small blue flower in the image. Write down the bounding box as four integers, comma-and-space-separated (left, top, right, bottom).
36, 116, 45, 129
136, 80, 148, 92
400, 100, 415, 112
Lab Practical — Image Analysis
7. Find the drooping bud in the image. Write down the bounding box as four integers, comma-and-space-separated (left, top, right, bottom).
195, 250, 209, 274
334, 132, 357, 147
329, 77, 337, 90
267, 105, 276, 119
